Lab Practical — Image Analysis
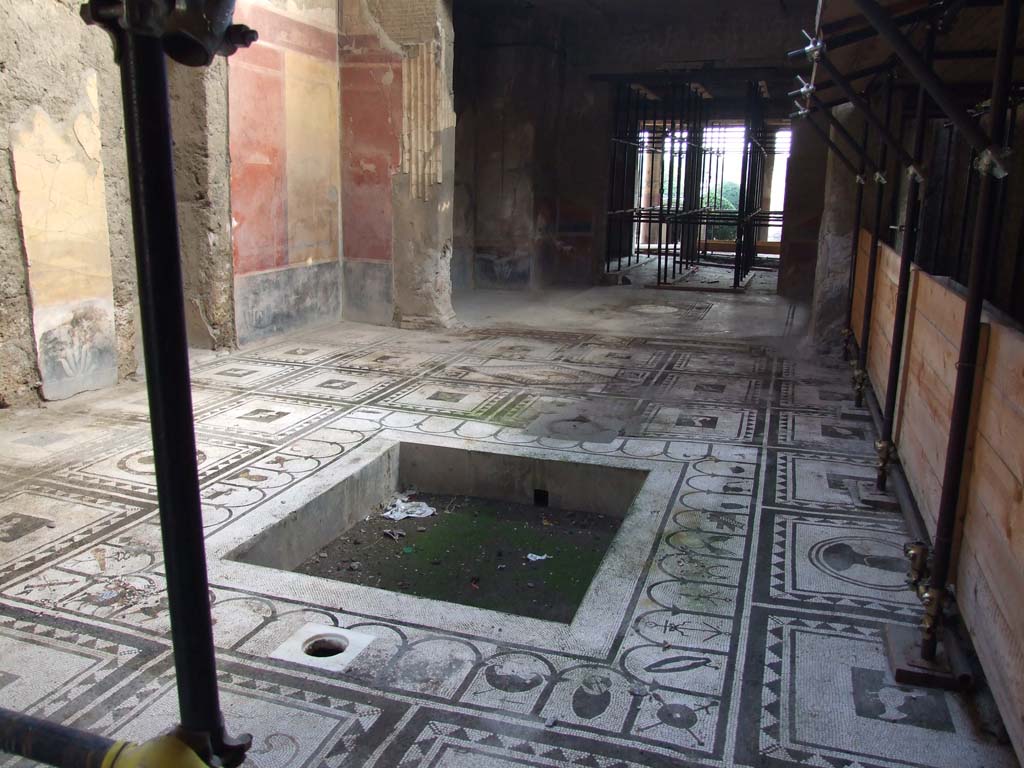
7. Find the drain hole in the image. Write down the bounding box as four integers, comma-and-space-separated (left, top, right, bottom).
534, 489, 549, 507
303, 635, 348, 658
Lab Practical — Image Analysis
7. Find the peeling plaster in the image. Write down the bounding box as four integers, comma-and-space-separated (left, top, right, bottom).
9, 70, 118, 400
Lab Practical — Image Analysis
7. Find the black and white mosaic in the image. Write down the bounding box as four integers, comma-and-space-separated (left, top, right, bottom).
0, 323, 1014, 768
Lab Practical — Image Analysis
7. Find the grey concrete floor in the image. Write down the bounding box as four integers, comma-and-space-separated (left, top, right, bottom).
453, 269, 802, 344
0, 283, 1016, 768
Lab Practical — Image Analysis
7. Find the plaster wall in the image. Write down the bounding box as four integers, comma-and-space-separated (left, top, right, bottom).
453, 0, 818, 290
463, 7, 564, 290
228, 0, 344, 345
2, 0, 138, 405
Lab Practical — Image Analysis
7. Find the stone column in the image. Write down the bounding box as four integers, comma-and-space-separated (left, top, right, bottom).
392, 24, 458, 328
339, 0, 457, 329
809, 103, 861, 351
778, 118, 827, 300
168, 61, 236, 350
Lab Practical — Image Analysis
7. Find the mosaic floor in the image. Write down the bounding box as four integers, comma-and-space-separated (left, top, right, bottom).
0, 316, 1016, 768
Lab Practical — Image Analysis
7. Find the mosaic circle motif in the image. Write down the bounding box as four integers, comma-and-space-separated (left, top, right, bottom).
808, 536, 908, 591
117, 449, 207, 476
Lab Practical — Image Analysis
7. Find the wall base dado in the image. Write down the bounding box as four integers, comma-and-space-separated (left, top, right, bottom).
235, 262, 342, 346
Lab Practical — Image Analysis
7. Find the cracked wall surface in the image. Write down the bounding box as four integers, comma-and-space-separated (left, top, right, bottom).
169, 61, 236, 350
778, 120, 828, 301
340, 0, 456, 329
10, 72, 118, 401
2, 0, 138, 406
810, 104, 861, 351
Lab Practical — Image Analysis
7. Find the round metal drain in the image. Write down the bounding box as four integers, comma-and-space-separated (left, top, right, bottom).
303, 635, 349, 658
633, 304, 679, 315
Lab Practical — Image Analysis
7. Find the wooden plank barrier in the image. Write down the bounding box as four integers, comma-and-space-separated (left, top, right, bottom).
954, 318, 1024, 754
893, 270, 965, 534
846, 228, 1024, 760
865, 241, 900, 405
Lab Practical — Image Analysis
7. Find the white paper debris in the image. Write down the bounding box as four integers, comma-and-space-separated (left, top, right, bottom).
382, 491, 435, 521
527, 553, 552, 562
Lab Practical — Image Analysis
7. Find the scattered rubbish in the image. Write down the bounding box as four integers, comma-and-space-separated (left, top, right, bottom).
318, 553, 327, 559
402, 546, 414, 554
497, 564, 507, 571
527, 582, 536, 589
382, 529, 406, 541
348, 562, 361, 572
527, 553, 552, 562
382, 490, 435, 521
416, 526, 427, 532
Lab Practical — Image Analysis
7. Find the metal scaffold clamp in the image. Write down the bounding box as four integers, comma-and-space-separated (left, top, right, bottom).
903, 540, 931, 595
974, 145, 1012, 179
788, 30, 824, 62
81, 0, 258, 65
788, 75, 816, 99
874, 438, 895, 490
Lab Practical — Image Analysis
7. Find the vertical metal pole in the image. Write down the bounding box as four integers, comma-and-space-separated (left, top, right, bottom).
676, 85, 686, 276
854, 75, 894, 406
953, 144, 977, 281
877, 24, 935, 491
605, 83, 622, 273
927, 123, 953, 275
690, 90, 701, 268
654, 91, 665, 281
622, 85, 637, 268
666, 83, 679, 280
923, 0, 1020, 662
734, 92, 752, 288
622, 84, 638, 268
635, 90, 646, 267
987, 104, 1016, 301
115, 31, 236, 758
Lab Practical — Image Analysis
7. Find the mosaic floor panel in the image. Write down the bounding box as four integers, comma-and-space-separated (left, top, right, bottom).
0, 321, 1015, 768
